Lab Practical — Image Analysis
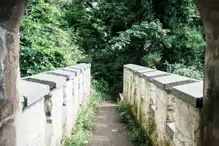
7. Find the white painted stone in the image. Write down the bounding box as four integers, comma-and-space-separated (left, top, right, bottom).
50, 88, 64, 146
46, 123, 53, 146
16, 63, 91, 146
20, 80, 49, 107
63, 81, 74, 138
73, 76, 80, 116
17, 99, 46, 146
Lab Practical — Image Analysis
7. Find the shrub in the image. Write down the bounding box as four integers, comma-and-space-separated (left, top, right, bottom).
165, 62, 204, 80
162, 26, 205, 69
20, 1, 82, 77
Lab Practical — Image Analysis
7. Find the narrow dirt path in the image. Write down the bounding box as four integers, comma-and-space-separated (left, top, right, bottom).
87, 101, 134, 146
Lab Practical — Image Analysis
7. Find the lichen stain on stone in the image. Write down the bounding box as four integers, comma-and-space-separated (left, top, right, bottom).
142, 116, 173, 146
0, 26, 7, 99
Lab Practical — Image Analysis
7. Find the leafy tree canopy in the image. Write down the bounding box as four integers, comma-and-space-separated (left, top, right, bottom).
20, 0, 205, 98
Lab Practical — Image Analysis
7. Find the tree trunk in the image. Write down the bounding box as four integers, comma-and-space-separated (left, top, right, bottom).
0, 0, 28, 145
196, 1, 219, 145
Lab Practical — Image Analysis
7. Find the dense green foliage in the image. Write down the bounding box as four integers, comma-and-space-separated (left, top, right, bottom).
62, 0, 205, 97
64, 79, 110, 146
117, 100, 149, 145
20, 1, 82, 77
20, 0, 205, 98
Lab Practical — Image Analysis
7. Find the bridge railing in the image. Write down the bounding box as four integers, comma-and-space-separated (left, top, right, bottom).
122, 64, 202, 146
17, 63, 91, 146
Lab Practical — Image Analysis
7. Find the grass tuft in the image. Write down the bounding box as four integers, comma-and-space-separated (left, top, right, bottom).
117, 100, 149, 146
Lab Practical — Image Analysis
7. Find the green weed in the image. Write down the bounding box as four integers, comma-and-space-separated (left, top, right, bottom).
117, 100, 149, 146
117, 100, 173, 146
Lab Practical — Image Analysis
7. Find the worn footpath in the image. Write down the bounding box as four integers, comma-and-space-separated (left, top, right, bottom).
87, 102, 134, 146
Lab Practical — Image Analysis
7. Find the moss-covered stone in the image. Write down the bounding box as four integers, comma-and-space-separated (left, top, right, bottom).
144, 116, 173, 146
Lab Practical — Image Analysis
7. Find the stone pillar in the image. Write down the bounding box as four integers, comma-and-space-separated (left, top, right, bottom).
196, 1, 219, 145
0, 0, 28, 145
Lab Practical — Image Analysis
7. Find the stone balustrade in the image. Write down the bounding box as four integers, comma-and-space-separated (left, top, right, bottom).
16, 63, 91, 146
122, 64, 202, 146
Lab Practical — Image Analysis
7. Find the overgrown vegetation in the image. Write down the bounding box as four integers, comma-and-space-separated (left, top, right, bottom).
20, 0, 205, 98
64, 79, 110, 146
62, 0, 205, 98
20, 0, 82, 77
117, 100, 149, 145
117, 100, 173, 146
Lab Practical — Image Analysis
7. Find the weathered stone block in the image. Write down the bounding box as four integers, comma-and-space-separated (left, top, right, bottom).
24, 74, 66, 90
124, 64, 146, 71
70, 66, 84, 73
47, 69, 76, 81
21, 80, 50, 108
174, 96, 201, 146
61, 67, 80, 76
135, 68, 154, 76
142, 70, 170, 81
124, 64, 141, 69
154, 88, 169, 141
73, 63, 90, 70
153, 74, 197, 90
172, 82, 203, 108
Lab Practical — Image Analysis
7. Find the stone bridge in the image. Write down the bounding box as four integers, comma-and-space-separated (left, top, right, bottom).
0, 62, 205, 146
1, 0, 219, 145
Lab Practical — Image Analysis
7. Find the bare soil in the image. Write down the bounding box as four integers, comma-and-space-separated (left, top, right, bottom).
87, 101, 134, 146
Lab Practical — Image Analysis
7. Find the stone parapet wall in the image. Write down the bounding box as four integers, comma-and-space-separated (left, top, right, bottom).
16, 63, 91, 146
122, 64, 202, 146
